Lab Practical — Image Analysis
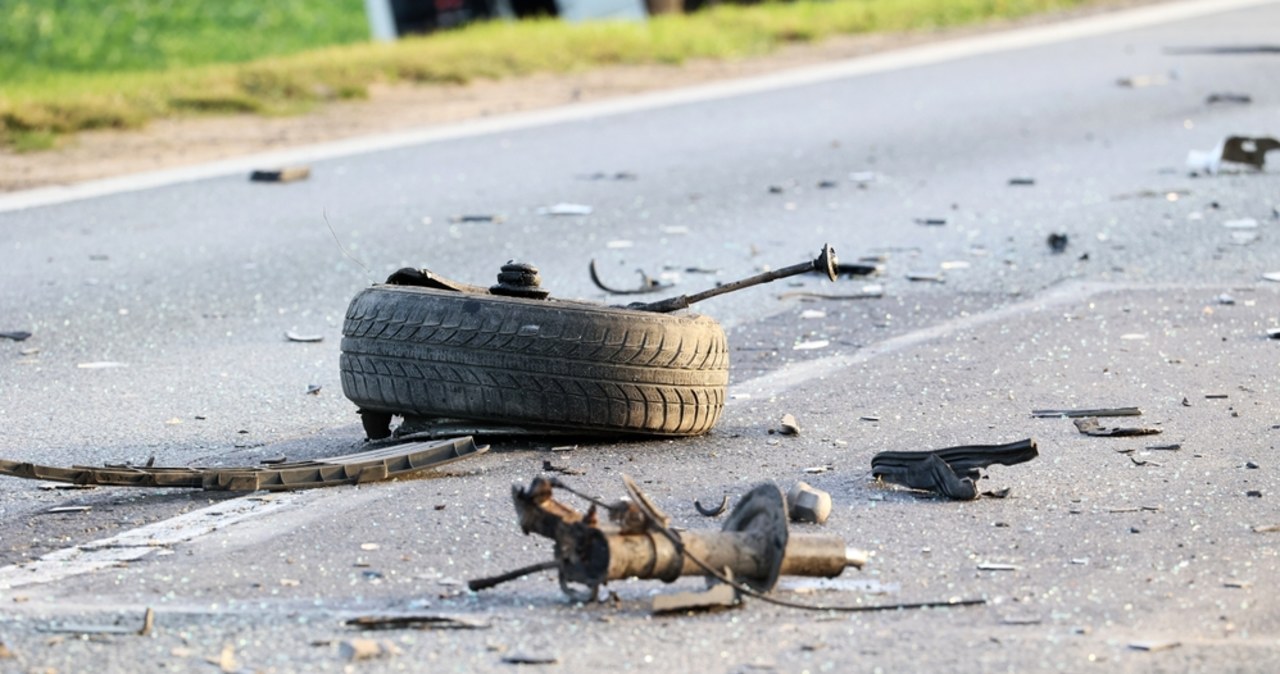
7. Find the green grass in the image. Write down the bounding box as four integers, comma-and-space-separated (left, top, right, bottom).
0, 0, 1103, 148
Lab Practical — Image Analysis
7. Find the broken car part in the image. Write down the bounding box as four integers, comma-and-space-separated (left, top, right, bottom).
1187, 136, 1280, 173
487, 475, 865, 602
0, 438, 487, 491
625, 244, 838, 313
478, 475, 983, 614
694, 494, 729, 517
1073, 417, 1162, 437
588, 260, 674, 295
871, 438, 1039, 501
345, 264, 727, 438
344, 246, 837, 438
1032, 407, 1141, 418
346, 614, 489, 631
787, 482, 832, 524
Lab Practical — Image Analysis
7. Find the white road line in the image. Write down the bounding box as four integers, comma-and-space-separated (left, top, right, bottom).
728, 280, 1116, 401
0, 493, 304, 591
0, 0, 1272, 214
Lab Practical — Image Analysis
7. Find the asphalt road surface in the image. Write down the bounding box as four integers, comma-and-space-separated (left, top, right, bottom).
2, 1, 1279, 671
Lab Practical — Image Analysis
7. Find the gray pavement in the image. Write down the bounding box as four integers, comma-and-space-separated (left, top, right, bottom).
1, 1, 1279, 671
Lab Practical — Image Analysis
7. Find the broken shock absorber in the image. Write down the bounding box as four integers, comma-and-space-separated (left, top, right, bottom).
488, 475, 866, 602
629, 244, 838, 313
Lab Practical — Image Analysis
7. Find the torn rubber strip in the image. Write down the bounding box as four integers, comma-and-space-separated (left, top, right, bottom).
871, 438, 1038, 500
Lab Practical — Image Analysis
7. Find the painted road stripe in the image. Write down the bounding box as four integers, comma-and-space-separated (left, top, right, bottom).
0, 493, 303, 591
0, 0, 1273, 214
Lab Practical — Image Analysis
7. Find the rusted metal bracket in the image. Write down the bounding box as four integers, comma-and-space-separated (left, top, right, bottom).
490, 475, 865, 602
0, 438, 487, 491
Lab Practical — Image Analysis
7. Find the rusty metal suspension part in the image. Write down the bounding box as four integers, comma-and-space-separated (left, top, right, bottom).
492, 475, 864, 602
628, 244, 839, 313
383, 244, 839, 313
0, 438, 487, 491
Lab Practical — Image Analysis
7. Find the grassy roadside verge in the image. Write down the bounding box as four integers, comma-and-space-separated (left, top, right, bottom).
1, 0, 1104, 151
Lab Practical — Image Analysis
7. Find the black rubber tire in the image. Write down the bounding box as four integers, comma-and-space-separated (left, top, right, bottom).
340, 285, 729, 437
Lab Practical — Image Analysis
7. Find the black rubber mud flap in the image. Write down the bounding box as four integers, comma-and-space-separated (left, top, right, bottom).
340, 285, 729, 437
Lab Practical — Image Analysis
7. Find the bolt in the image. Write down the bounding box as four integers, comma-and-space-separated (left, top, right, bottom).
788, 481, 832, 524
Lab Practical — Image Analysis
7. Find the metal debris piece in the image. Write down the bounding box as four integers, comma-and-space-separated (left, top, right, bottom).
1267, 328, 1280, 340
1001, 615, 1042, 625
778, 414, 800, 436
250, 166, 310, 183
1128, 640, 1180, 653
906, 272, 944, 283
652, 583, 739, 614
787, 482, 832, 524
1187, 136, 1280, 173
977, 563, 1019, 571
1047, 233, 1069, 254
541, 460, 585, 476
588, 260, 673, 295
804, 464, 833, 474
817, 180, 838, 189
629, 244, 838, 313
914, 218, 947, 226
1223, 580, 1252, 589
0, 438, 488, 491
449, 214, 506, 223
346, 614, 489, 630
285, 331, 323, 343
1147, 443, 1181, 451
393, 416, 587, 441
1073, 417, 1162, 437
1247, 490, 1263, 498
537, 203, 593, 216
1254, 524, 1280, 533
1223, 218, 1258, 229
0, 331, 32, 342
1008, 178, 1036, 186
45, 506, 91, 514
501, 652, 559, 665
695, 494, 729, 517
1032, 407, 1141, 418
871, 438, 1039, 501
486, 476, 866, 603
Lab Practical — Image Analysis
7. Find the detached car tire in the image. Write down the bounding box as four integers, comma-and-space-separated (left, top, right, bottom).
340, 285, 729, 437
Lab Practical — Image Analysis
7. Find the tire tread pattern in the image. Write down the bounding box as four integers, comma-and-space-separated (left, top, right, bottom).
340, 286, 728, 436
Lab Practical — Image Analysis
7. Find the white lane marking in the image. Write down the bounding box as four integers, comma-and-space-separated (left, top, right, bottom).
729, 280, 1115, 401
0, 493, 304, 590
0, 0, 1272, 214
